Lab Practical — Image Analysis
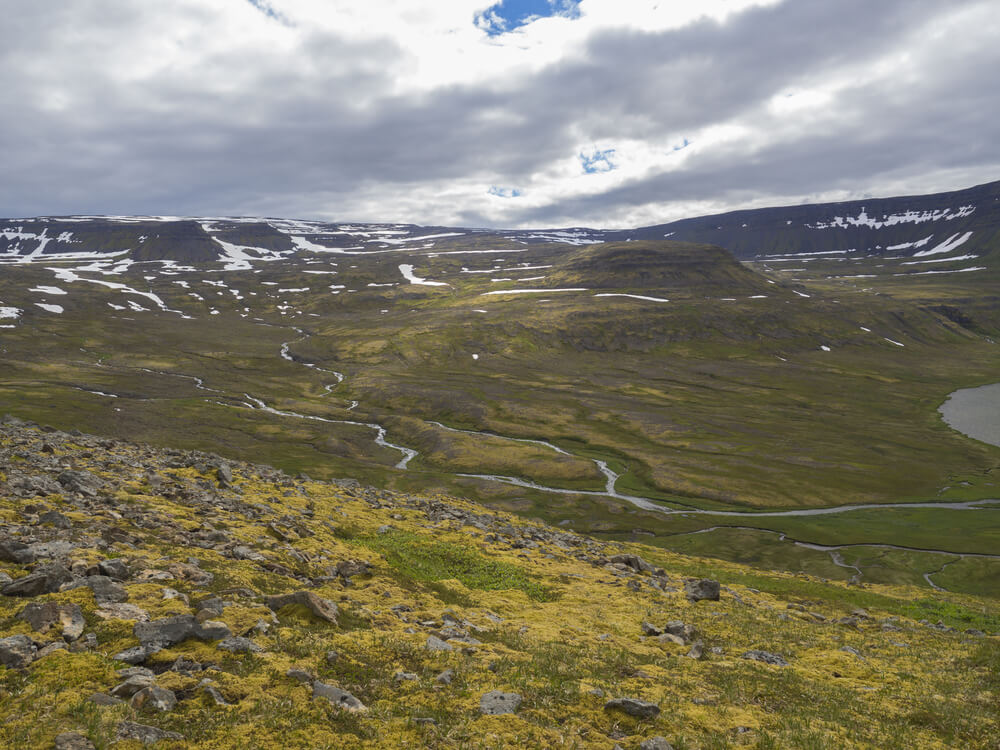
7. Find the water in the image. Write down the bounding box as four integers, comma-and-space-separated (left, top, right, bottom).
939, 382, 1000, 447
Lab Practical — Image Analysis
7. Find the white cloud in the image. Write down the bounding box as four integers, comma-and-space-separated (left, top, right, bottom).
0, 0, 998, 227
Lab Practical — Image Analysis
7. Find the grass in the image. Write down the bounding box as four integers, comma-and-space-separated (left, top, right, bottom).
354, 529, 559, 602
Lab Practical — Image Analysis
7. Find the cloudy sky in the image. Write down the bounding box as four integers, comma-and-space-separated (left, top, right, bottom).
3, 0, 999, 228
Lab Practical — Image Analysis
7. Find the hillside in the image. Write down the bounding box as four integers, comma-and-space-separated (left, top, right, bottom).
0, 417, 997, 749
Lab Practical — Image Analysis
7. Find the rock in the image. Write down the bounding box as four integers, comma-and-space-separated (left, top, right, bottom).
604, 697, 661, 719
325, 650, 339, 665
84, 575, 128, 604
657, 633, 686, 647
112, 647, 150, 665
641, 621, 662, 636
640, 738, 675, 750
741, 650, 789, 667
1, 563, 73, 597
479, 690, 522, 715
130, 685, 178, 712
134, 615, 230, 651
17, 602, 86, 641
217, 463, 233, 487
435, 668, 454, 685
686, 641, 704, 660
0, 537, 36, 565
88, 692, 123, 706
53, 732, 96, 750
198, 679, 229, 706
425, 635, 452, 652
313, 681, 367, 712
37, 641, 68, 659
38, 510, 72, 529
610, 553, 654, 573
394, 671, 419, 683
265, 591, 339, 624
231, 545, 264, 561
216, 637, 263, 654
110, 675, 155, 698
57, 470, 103, 497
0, 634, 37, 669
685, 579, 720, 602
286, 668, 313, 683
98, 558, 131, 580
95, 603, 148, 622
115, 721, 184, 745
663, 621, 697, 644
335, 559, 372, 579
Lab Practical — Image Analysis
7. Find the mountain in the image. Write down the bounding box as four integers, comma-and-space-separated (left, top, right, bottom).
618, 179, 1000, 262
0, 416, 997, 748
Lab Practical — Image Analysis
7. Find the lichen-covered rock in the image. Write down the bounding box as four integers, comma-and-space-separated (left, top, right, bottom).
685, 579, 720, 602
639, 737, 675, 750
265, 590, 338, 624
17, 602, 86, 641
216, 636, 263, 653
313, 682, 367, 712
53, 732, 96, 750
130, 685, 178, 712
742, 650, 789, 666
0, 634, 37, 669
115, 721, 184, 745
133, 615, 230, 651
604, 697, 661, 719
479, 690, 522, 715
1, 563, 73, 597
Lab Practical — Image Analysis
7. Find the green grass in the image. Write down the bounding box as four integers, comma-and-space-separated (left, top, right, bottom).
354, 529, 559, 602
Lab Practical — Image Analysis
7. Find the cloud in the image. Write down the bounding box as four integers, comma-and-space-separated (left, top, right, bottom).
0, 0, 998, 228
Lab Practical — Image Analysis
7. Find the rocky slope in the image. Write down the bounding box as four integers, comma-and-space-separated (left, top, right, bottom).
0, 416, 997, 749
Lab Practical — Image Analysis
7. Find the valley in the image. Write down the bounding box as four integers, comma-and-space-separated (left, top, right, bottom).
1, 181, 999, 598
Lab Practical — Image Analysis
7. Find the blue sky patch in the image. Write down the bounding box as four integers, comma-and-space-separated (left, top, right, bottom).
580, 148, 616, 174
476, 0, 582, 36
246, 0, 290, 25
488, 186, 522, 198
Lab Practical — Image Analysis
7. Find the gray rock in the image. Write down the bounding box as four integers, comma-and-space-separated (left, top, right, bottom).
335, 559, 372, 579
610, 553, 654, 573
216, 637, 263, 654
657, 633, 686, 647
130, 685, 178, 712
425, 635, 452, 652
286, 668, 313, 683
663, 621, 697, 644
604, 697, 661, 719
231, 545, 264, 561
115, 721, 184, 745
112, 646, 151, 665
639, 738, 675, 750
17, 602, 86, 641
641, 621, 662, 636
313, 681, 367, 712
686, 641, 704, 660
741, 650, 789, 667
0, 635, 37, 669
57, 470, 103, 497
1, 563, 73, 597
98, 558, 131, 581
685, 579, 720, 602
0, 537, 35, 565
134, 615, 230, 651
84, 575, 128, 604
88, 692, 123, 706
265, 590, 338, 624
479, 690, 522, 715
110, 675, 155, 698
394, 671, 419, 683
53, 732, 95, 750
435, 668, 454, 685
198, 679, 229, 706
38, 510, 72, 529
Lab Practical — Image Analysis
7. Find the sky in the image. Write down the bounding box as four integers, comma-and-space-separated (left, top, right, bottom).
2, 0, 999, 229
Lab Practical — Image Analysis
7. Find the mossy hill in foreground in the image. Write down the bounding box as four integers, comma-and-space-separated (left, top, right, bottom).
0, 418, 997, 749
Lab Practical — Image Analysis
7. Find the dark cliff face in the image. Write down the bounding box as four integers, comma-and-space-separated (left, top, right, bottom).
615, 179, 1000, 260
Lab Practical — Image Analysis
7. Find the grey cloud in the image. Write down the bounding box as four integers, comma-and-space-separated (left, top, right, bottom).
0, 0, 997, 226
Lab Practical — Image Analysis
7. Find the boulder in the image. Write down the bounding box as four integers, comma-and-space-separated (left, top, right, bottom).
57, 470, 103, 497
115, 722, 184, 745
425, 635, 452, 652
1, 563, 73, 597
17, 602, 86, 641
640, 738, 675, 750
313, 682, 367, 712
133, 614, 230, 651
53, 732, 96, 750
216, 637, 263, 654
265, 591, 338, 624
684, 579, 720, 602
0, 634, 37, 669
130, 685, 178, 712
84, 576, 128, 604
0, 537, 35, 565
98, 558, 131, 581
479, 690, 522, 715
741, 650, 789, 667
604, 697, 661, 719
